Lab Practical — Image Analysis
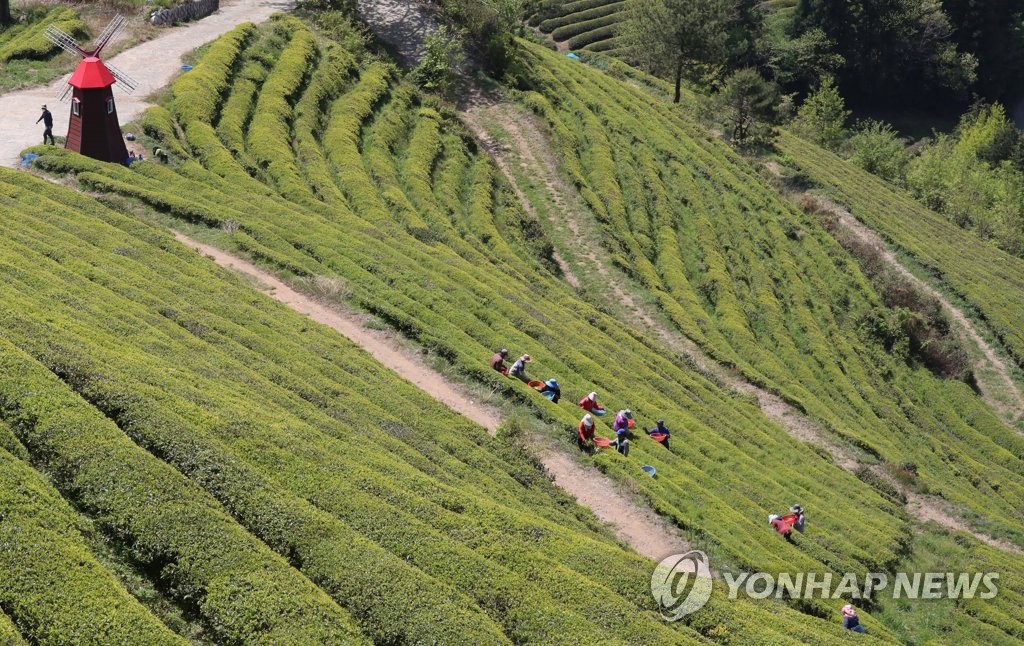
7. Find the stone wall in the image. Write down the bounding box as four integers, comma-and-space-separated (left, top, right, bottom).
151, 0, 219, 26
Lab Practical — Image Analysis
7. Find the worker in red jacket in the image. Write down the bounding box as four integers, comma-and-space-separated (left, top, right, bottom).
768, 505, 805, 542
578, 391, 606, 414
577, 413, 595, 450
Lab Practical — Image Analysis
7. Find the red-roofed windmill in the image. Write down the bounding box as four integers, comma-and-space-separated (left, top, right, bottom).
45, 15, 138, 163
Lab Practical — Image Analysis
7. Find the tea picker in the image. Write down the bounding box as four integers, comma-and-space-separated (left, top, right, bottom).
578, 392, 606, 415
768, 504, 805, 541
490, 348, 509, 375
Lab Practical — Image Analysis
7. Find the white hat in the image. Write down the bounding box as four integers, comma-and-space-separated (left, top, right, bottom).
583, 414, 594, 427
588, 392, 597, 400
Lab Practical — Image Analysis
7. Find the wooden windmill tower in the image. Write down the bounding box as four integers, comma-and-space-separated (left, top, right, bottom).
45, 15, 138, 163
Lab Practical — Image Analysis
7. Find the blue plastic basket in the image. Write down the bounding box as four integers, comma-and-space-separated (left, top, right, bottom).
641, 465, 656, 477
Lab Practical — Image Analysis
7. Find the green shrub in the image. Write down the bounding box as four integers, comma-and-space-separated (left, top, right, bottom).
0, 8, 85, 63
172, 23, 255, 125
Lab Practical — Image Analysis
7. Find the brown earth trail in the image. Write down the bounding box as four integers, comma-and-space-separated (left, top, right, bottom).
460, 97, 1023, 554
173, 232, 697, 563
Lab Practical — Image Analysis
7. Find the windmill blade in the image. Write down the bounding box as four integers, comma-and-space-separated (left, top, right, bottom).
91, 14, 128, 56
58, 84, 73, 102
44, 25, 87, 58
105, 62, 139, 93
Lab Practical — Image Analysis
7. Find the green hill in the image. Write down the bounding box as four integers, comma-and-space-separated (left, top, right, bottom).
530, 0, 626, 53
6, 12, 1023, 643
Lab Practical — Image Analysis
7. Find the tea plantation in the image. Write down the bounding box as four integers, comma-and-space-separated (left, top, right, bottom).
529, 0, 626, 54
0, 7, 85, 63
3, 11, 1022, 644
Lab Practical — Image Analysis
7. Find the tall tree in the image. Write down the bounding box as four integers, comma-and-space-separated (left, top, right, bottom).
794, 76, 849, 150
793, 0, 976, 104
726, 0, 764, 70
943, 0, 1024, 101
1, 0, 12, 26
714, 68, 781, 145
622, 0, 731, 103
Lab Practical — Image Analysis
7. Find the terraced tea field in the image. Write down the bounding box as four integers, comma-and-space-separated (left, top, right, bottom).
0, 7, 85, 63
3, 165, 833, 643
8, 13, 1023, 642
527, 0, 795, 55
529, 0, 625, 54
776, 131, 1024, 371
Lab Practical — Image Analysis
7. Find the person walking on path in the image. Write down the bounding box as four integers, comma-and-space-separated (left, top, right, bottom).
36, 105, 54, 145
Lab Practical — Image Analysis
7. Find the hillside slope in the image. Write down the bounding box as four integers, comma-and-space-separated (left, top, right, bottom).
2, 167, 732, 643
17, 14, 1024, 642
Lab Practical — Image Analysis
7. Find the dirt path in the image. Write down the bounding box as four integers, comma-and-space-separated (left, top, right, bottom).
463, 103, 580, 288
0, 0, 291, 168
173, 232, 697, 563
813, 195, 1024, 431
355, 0, 439, 68
460, 97, 1023, 554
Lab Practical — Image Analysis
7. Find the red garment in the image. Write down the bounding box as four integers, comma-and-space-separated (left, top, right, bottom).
579, 396, 604, 413
771, 518, 792, 537
578, 420, 595, 442
779, 513, 800, 526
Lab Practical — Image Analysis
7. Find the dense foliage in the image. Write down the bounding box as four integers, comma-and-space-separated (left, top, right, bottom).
792, 0, 977, 104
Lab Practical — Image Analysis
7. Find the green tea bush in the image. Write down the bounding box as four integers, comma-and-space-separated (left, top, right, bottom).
539, 1, 623, 32
0, 445, 182, 645
566, 23, 617, 49
550, 12, 619, 40
18, 22, 1024, 642
529, 0, 622, 50
172, 22, 255, 125
0, 7, 85, 63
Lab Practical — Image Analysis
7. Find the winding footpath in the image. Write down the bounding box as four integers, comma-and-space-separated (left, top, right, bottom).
0, 0, 290, 168
461, 97, 1023, 555
811, 194, 1024, 430
173, 233, 695, 563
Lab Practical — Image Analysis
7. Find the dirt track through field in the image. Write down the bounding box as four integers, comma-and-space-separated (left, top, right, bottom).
173, 232, 696, 563
461, 97, 1023, 554
0, 0, 290, 168
812, 195, 1024, 431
